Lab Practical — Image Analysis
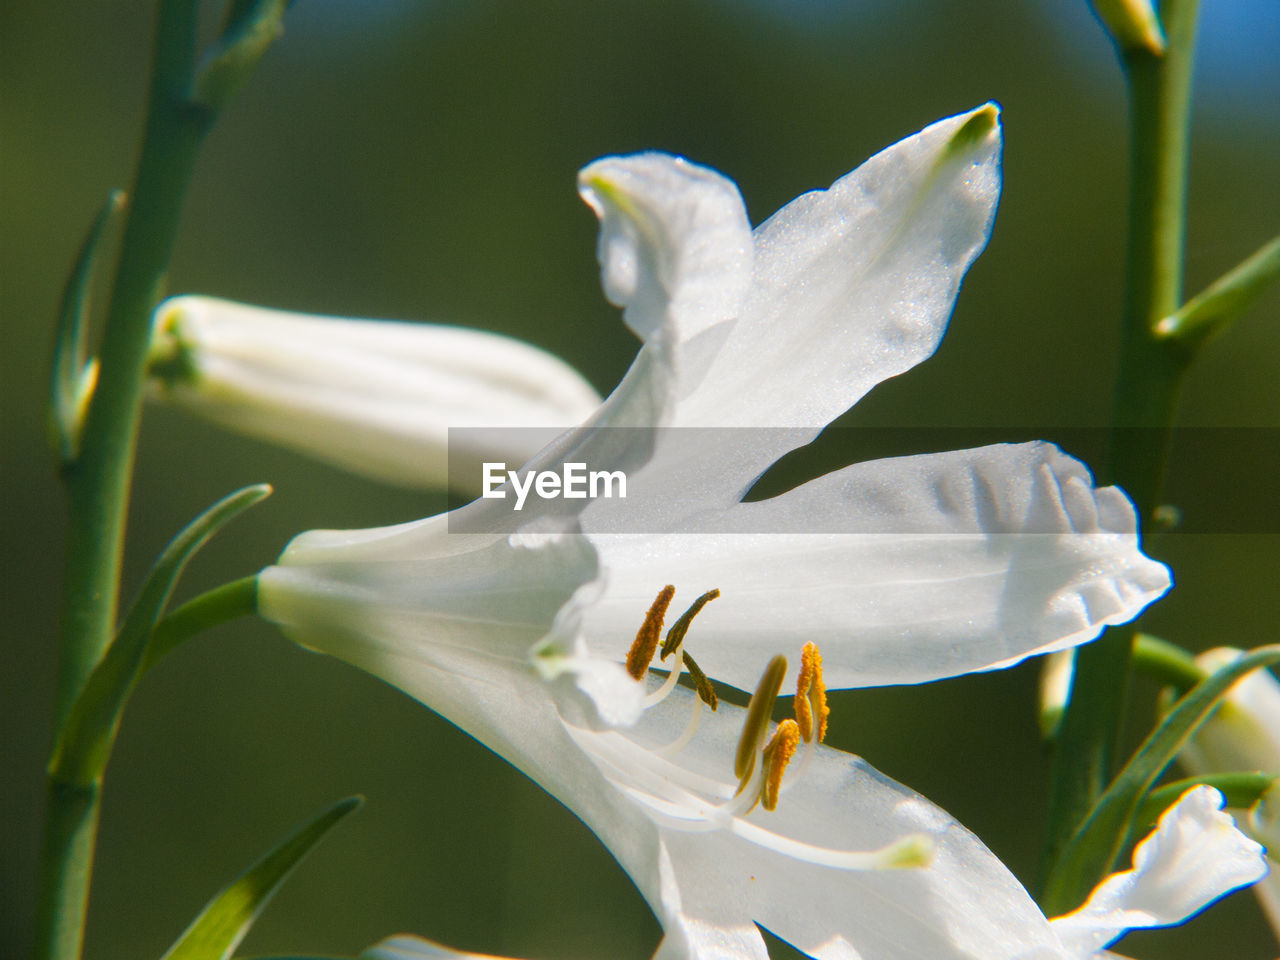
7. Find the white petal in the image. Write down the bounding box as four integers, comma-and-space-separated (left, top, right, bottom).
595, 686, 1071, 960
662, 104, 1003, 502
259, 517, 600, 676
584, 443, 1171, 692
148, 296, 601, 490
578, 153, 753, 346
1049, 786, 1267, 955
467, 155, 754, 529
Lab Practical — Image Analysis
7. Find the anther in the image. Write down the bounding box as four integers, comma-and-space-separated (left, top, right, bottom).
626, 585, 675, 680
735, 654, 788, 782
681, 651, 718, 711
661, 589, 720, 660
760, 719, 800, 811
795, 642, 829, 743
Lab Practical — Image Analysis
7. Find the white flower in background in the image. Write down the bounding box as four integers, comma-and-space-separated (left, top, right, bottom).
146, 296, 602, 491
259, 105, 1175, 959
358, 786, 1263, 960
1176, 646, 1280, 933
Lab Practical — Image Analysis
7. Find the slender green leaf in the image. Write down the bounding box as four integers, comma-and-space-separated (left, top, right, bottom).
1042, 644, 1280, 915
49, 485, 271, 787
49, 190, 126, 463
161, 797, 362, 960
1135, 773, 1277, 831
195, 0, 290, 112
1156, 234, 1280, 342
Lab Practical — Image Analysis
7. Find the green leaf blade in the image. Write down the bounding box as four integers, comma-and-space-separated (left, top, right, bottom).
161, 797, 363, 960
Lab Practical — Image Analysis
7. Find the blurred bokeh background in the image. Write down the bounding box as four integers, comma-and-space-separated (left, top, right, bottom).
3, 1, 1279, 957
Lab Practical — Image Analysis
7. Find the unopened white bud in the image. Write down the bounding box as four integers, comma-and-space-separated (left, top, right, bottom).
147, 296, 601, 491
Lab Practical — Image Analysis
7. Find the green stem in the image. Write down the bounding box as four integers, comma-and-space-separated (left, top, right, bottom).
143, 576, 259, 673
1131, 633, 1207, 693
1042, 0, 1201, 889
33, 782, 101, 960
38, 4, 205, 959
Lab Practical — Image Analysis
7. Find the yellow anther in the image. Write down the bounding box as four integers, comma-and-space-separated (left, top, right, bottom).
661, 589, 721, 660
626, 585, 675, 680
795, 642, 830, 743
761, 719, 800, 811
680, 650, 718, 711
735, 654, 788, 782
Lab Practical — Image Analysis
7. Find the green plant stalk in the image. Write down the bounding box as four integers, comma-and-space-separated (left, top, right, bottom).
1042, 0, 1201, 889
37, 3, 206, 959
144, 575, 259, 674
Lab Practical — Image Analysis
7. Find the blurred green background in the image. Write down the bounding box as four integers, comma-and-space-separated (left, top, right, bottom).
3, 1, 1279, 958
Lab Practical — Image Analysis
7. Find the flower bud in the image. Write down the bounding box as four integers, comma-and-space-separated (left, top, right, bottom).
148, 296, 601, 491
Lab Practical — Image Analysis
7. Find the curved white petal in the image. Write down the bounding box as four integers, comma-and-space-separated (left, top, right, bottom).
661, 104, 1003, 504
576, 685, 1071, 960
1049, 786, 1267, 956
579, 153, 753, 346
584, 443, 1171, 691
259, 517, 600, 674
148, 296, 601, 490
485, 155, 754, 532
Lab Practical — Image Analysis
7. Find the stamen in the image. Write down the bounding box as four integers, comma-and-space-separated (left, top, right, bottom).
681, 651, 718, 710
626, 585, 675, 680
795, 642, 830, 743
760, 719, 800, 811
735, 654, 788, 781
661, 589, 720, 659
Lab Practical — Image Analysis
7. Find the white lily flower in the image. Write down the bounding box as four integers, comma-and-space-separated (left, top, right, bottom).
1176, 646, 1280, 932
146, 296, 602, 491
356, 787, 1264, 960
259, 105, 1174, 959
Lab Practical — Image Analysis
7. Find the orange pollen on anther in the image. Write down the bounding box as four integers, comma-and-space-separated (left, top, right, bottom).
625, 585, 675, 680
761, 719, 800, 811
795, 642, 830, 743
